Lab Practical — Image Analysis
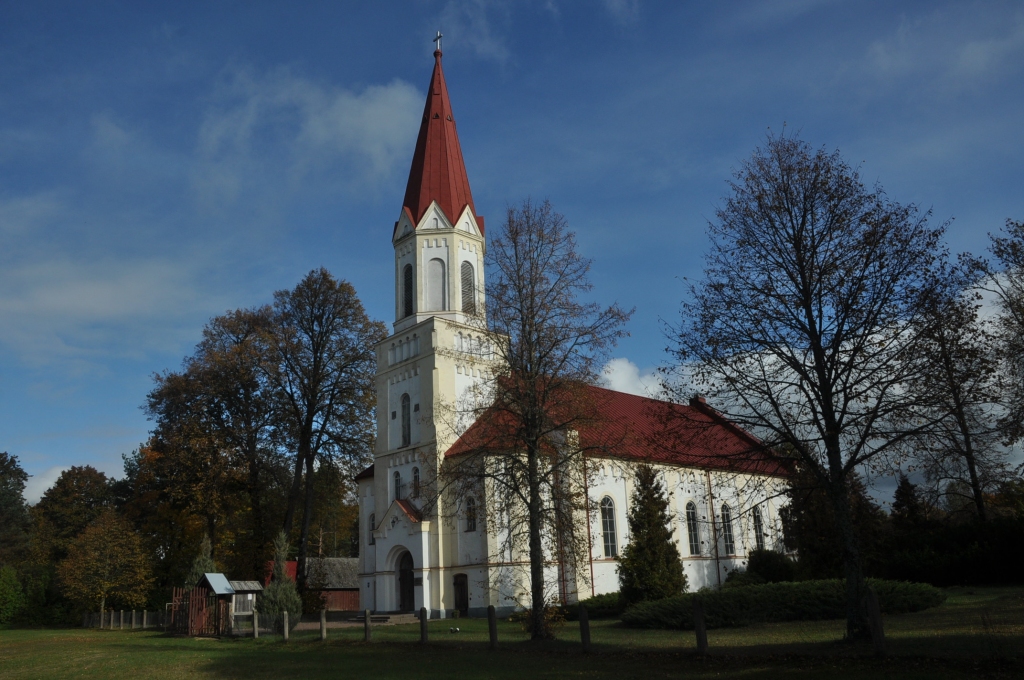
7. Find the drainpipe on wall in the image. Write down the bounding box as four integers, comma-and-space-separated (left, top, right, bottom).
582, 454, 595, 598
705, 470, 722, 589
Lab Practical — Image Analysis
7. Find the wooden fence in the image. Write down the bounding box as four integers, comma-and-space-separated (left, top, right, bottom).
83, 609, 167, 629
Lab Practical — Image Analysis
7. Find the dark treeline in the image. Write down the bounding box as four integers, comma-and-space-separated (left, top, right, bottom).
0, 268, 385, 625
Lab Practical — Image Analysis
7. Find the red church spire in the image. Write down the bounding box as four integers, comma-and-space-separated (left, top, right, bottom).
401, 48, 480, 232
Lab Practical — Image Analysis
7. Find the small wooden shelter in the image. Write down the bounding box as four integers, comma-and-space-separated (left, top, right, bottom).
169, 573, 235, 636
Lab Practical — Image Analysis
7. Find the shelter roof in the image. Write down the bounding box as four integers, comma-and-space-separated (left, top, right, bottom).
200, 573, 235, 595
446, 384, 788, 477
401, 50, 479, 230
228, 580, 263, 593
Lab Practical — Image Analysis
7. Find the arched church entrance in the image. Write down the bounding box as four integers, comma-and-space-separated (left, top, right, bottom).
397, 551, 415, 613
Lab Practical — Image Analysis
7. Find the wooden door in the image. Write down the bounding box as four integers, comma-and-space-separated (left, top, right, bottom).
453, 574, 468, 616
398, 552, 415, 612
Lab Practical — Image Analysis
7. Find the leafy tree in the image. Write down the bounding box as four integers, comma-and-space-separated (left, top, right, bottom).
0, 453, 30, 566
671, 132, 946, 638
184, 534, 216, 589
33, 466, 112, 561
57, 510, 153, 612
617, 464, 686, 607
266, 268, 386, 592
0, 565, 25, 624
256, 532, 301, 633
439, 199, 632, 639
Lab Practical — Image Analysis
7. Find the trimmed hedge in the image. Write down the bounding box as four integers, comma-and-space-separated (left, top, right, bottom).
564, 592, 623, 621
621, 579, 946, 630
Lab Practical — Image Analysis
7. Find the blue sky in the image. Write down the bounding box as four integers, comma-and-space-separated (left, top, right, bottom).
2, 1, 1022, 502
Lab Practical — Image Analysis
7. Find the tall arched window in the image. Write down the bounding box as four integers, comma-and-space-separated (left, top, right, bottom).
426, 258, 446, 311
401, 393, 411, 447
685, 501, 701, 556
600, 497, 617, 558
394, 471, 402, 501
412, 467, 420, 498
461, 261, 476, 314
752, 506, 765, 551
721, 503, 735, 555
402, 264, 414, 317
465, 497, 477, 532
368, 513, 375, 545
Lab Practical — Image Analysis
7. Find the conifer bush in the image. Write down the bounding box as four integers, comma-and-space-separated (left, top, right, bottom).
0, 565, 25, 625
256, 532, 302, 633
564, 591, 623, 620
617, 464, 687, 608
621, 579, 946, 629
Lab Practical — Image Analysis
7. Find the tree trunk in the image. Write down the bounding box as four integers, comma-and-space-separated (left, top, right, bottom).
247, 452, 266, 578
527, 444, 547, 640
829, 478, 869, 641
941, 335, 988, 522
296, 453, 317, 595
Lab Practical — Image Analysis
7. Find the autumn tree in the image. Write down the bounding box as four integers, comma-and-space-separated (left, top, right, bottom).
145, 307, 287, 579
266, 268, 386, 592
57, 510, 153, 612
617, 464, 686, 607
671, 133, 945, 640
439, 200, 632, 639
32, 466, 112, 561
256, 531, 301, 633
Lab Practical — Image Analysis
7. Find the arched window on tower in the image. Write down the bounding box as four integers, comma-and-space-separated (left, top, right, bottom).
394, 471, 402, 501
721, 503, 735, 555
401, 393, 411, 448
461, 261, 476, 314
600, 497, 617, 558
403, 264, 414, 318
426, 258, 446, 311
685, 501, 701, 556
752, 506, 765, 551
412, 467, 420, 498
465, 497, 477, 532
368, 513, 375, 545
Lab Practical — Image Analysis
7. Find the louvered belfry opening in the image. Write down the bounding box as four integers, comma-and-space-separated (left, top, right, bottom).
403, 264, 414, 318
461, 261, 475, 315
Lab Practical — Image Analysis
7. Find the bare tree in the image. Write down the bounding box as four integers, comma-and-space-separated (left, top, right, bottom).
985, 219, 1024, 444
267, 268, 386, 593
439, 200, 632, 639
670, 133, 945, 640
908, 269, 1010, 521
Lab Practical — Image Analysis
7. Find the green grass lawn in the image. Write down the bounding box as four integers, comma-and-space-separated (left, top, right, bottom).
1, 587, 1021, 679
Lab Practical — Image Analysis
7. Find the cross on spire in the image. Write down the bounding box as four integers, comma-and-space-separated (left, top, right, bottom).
433, 30, 442, 53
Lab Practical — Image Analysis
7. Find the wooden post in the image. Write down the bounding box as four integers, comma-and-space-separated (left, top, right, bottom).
364, 609, 372, 642
320, 608, 327, 641
864, 586, 886, 657
131, 610, 136, 629
579, 605, 592, 653
99, 608, 103, 629
283, 610, 289, 642
143, 610, 148, 629
119, 610, 124, 630
693, 596, 708, 656
487, 605, 498, 650
420, 607, 428, 644
253, 610, 259, 639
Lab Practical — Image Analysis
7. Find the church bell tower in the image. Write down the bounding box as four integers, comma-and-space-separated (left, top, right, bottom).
358, 43, 494, 615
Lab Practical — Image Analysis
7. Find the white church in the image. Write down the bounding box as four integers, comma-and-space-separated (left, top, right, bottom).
356, 47, 788, 618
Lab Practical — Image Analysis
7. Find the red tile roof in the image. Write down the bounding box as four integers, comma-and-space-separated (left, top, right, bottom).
446, 384, 789, 477
401, 50, 480, 232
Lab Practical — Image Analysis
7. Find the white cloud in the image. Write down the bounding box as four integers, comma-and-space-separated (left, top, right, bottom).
601, 357, 664, 398
23, 465, 66, 505
864, 8, 1024, 93
440, 0, 512, 63
192, 68, 422, 208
